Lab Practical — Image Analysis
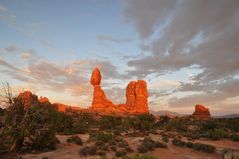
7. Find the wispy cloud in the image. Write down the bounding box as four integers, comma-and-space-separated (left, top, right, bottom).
97, 34, 133, 44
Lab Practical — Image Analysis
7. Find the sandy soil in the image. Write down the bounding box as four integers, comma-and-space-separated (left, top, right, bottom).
21, 134, 239, 159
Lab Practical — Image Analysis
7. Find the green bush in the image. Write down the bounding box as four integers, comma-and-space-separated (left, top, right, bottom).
97, 151, 106, 156
172, 138, 215, 153
110, 146, 117, 151
162, 136, 169, 143
192, 143, 216, 153
79, 145, 97, 156
95, 132, 114, 142
137, 145, 148, 153
95, 141, 105, 146
67, 136, 83, 145
231, 134, 239, 141
115, 150, 127, 157
138, 137, 167, 153
206, 128, 229, 140
172, 138, 185, 147
99, 116, 122, 130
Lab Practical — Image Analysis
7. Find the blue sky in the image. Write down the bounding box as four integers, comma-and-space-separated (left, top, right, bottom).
0, 0, 239, 115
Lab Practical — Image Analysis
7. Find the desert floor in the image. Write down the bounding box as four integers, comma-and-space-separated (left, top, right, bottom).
21, 132, 239, 159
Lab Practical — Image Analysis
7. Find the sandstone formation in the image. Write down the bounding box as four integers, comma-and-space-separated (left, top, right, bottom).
39, 96, 50, 103
52, 103, 68, 112
90, 67, 114, 113
90, 67, 149, 115
126, 80, 148, 114
16, 91, 39, 109
192, 104, 211, 119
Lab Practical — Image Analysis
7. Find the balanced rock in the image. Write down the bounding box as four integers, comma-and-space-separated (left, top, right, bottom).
192, 104, 211, 119
90, 67, 101, 85
90, 68, 114, 112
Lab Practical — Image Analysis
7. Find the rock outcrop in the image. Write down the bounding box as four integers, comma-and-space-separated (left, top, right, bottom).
192, 104, 211, 119
16, 91, 39, 109
126, 80, 148, 114
39, 96, 50, 103
90, 67, 149, 115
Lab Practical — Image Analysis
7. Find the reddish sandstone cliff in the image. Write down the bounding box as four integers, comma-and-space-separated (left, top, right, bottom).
192, 104, 211, 119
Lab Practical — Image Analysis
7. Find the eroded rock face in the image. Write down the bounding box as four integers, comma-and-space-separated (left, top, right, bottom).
16, 91, 39, 109
126, 80, 148, 114
192, 104, 211, 119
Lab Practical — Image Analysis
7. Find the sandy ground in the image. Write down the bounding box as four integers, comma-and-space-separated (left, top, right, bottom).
21, 134, 239, 159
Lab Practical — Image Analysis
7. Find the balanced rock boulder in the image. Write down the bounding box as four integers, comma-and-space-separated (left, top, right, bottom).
192, 104, 211, 119
90, 67, 114, 113
90, 67, 101, 85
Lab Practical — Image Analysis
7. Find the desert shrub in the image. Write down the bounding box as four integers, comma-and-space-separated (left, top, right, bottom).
192, 143, 216, 153
231, 134, 239, 141
114, 129, 121, 136
95, 132, 114, 142
154, 141, 168, 148
115, 150, 127, 157
125, 146, 134, 153
133, 114, 156, 131
124, 154, 158, 159
95, 141, 105, 146
54, 113, 74, 135
205, 128, 229, 140
79, 145, 97, 156
110, 146, 117, 151
137, 145, 148, 153
162, 136, 169, 143
24, 106, 58, 151
138, 137, 167, 153
67, 136, 83, 145
97, 151, 106, 156
172, 138, 215, 153
172, 138, 185, 147
109, 139, 117, 145
99, 116, 122, 130
185, 141, 194, 148
118, 140, 129, 148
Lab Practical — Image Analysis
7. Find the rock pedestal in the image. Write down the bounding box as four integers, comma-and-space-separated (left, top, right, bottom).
192, 104, 211, 119
90, 67, 114, 113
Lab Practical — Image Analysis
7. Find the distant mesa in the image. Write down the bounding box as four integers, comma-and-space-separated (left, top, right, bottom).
90, 67, 149, 115
192, 104, 211, 119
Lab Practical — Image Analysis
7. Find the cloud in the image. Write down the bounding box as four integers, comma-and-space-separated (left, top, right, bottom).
123, 0, 239, 114
0, 51, 127, 106
0, 4, 16, 25
97, 35, 133, 44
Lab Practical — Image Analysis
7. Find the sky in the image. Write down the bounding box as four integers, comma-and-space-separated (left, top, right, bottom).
0, 0, 239, 115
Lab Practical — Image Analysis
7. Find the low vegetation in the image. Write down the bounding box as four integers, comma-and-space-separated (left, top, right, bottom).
172, 138, 216, 153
